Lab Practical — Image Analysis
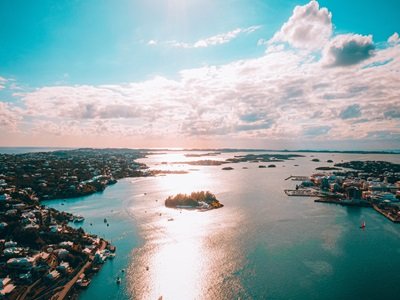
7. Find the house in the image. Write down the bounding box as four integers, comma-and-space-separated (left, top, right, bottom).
7, 257, 34, 271
0, 277, 15, 297
54, 248, 69, 259
4, 241, 17, 248
0, 194, 10, 201
56, 261, 70, 273
45, 270, 60, 282
3, 247, 24, 257
59, 241, 74, 249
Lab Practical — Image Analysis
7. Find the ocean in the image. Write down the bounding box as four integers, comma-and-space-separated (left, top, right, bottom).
0, 147, 74, 154
43, 151, 400, 300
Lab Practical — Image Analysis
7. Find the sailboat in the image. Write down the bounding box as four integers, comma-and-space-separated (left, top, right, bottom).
360, 221, 366, 229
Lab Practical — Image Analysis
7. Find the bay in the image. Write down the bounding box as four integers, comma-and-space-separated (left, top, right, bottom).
44, 151, 400, 299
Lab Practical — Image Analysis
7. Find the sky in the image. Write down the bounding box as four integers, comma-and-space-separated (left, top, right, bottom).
0, 0, 399, 150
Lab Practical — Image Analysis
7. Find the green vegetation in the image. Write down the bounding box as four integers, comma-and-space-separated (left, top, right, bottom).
165, 191, 223, 209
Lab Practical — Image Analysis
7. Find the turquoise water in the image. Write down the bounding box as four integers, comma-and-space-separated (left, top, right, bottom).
44, 152, 400, 300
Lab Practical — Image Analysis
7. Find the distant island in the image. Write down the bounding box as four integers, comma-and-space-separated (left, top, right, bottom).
170, 153, 304, 167
184, 152, 221, 157
165, 191, 223, 210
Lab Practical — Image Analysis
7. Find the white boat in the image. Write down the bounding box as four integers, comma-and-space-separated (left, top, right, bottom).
73, 215, 85, 223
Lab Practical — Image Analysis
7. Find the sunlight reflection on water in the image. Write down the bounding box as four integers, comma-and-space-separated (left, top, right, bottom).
126, 164, 244, 299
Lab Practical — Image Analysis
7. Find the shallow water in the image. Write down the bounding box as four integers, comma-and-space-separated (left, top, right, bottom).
44, 152, 400, 300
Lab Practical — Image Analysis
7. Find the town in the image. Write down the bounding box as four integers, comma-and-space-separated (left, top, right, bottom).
285, 160, 400, 223
0, 149, 150, 299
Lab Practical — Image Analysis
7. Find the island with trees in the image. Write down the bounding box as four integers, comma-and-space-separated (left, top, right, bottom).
165, 191, 223, 210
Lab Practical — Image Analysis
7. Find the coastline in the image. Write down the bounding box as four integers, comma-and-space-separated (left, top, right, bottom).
0, 149, 149, 299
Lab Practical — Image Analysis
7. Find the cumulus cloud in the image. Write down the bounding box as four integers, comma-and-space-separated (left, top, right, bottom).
14, 40, 399, 145
270, 0, 332, 50
3, 1, 400, 148
9, 36, 397, 146
322, 34, 375, 67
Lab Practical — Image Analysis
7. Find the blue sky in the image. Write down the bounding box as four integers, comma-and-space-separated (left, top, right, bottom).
1, 0, 398, 86
0, 0, 399, 149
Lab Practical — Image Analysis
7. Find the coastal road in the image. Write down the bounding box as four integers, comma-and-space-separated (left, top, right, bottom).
50, 239, 108, 300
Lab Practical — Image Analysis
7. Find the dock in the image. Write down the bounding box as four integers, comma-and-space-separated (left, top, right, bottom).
284, 175, 309, 181
373, 205, 400, 223
284, 189, 321, 197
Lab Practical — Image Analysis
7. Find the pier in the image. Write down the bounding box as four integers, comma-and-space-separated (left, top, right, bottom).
284, 175, 309, 181
373, 205, 400, 223
284, 189, 321, 197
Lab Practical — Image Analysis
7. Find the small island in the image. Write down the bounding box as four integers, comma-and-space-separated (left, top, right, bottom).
222, 167, 234, 170
165, 191, 223, 210
315, 166, 341, 171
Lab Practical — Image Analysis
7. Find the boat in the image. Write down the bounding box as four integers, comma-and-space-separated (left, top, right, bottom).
76, 274, 91, 288
109, 253, 116, 259
116, 277, 121, 284
73, 215, 85, 223
104, 218, 107, 223
76, 278, 91, 288
360, 221, 366, 229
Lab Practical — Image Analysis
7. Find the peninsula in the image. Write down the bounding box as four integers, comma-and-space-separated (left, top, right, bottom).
0, 148, 149, 299
284, 160, 400, 223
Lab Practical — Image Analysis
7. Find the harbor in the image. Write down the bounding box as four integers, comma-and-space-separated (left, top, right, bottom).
283, 160, 400, 223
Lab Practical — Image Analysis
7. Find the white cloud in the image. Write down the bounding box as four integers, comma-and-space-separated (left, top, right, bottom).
192, 26, 260, 48
3, 1, 400, 149
0, 102, 21, 131
0, 77, 7, 90
11, 40, 399, 147
322, 34, 375, 67
388, 32, 399, 44
154, 26, 260, 49
270, 0, 332, 50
